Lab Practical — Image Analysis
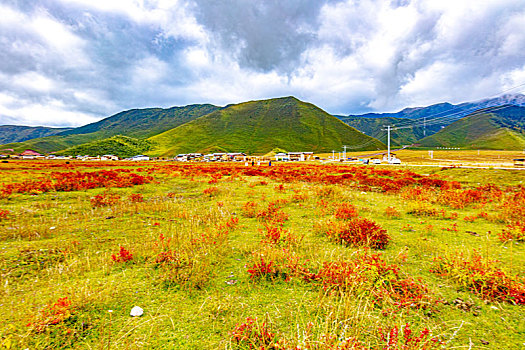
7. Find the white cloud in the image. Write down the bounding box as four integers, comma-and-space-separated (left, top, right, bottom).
12, 72, 56, 93
2, 0, 525, 128
0, 92, 100, 127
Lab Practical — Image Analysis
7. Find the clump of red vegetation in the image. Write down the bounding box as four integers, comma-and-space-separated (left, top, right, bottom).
203, 186, 219, 196
498, 222, 525, 242
27, 297, 74, 333
230, 317, 277, 349
241, 201, 259, 218
430, 251, 525, 304
129, 193, 144, 203
325, 217, 390, 249
0, 209, 9, 219
229, 318, 442, 350
1, 169, 151, 197
111, 246, 133, 263
385, 206, 401, 218
256, 200, 290, 226
334, 202, 359, 220
317, 251, 436, 310
90, 193, 120, 207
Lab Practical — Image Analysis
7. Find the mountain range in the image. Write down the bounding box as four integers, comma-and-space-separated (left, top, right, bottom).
1, 94, 525, 156
337, 94, 525, 146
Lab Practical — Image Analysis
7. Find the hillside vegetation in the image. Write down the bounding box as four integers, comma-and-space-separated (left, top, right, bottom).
0, 125, 72, 145
149, 97, 385, 156
57, 135, 153, 158
419, 105, 525, 149
337, 116, 442, 147
1, 104, 218, 154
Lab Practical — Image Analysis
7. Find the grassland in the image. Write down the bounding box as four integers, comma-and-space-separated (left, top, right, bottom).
0, 160, 524, 349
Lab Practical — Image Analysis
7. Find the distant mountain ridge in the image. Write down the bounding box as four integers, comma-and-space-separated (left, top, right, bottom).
419, 105, 525, 150
338, 94, 525, 145
2, 94, 525, 155
0, 104, 219, 154
0, 125, 72, 145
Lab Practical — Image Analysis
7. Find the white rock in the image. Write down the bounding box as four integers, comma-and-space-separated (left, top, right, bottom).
130, 306, 143, 317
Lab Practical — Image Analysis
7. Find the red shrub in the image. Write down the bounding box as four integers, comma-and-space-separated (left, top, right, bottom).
90, 193, 120, 207
498, 222, 525, 242
129, 193, 144, 203
385, 206, 401, 218
379, 324, 442, 349
431, 252, 525, 304
242, 201, 259, 218
325, 217, 390, 249
27, 297, 74, 333
0, 209, 9, 219
334, 202, 359, 220
230, 317, 277, 349
317, 252, 436, 309
111, 246, 133, 263
203, 187, 219, 196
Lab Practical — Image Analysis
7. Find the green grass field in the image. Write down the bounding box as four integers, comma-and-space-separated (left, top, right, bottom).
0, 161, 524, 349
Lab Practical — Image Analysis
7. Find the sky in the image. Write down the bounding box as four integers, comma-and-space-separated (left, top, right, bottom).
1, 0, 525, 128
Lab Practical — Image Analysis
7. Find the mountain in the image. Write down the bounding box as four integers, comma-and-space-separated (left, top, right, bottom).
60, 104, 219, 139
57, 135, 153, 158
1, 104, 219, 154
0, 125, 72, 145
336, 116, 442, 147
418, 105, 525, 150
148, 96, 385, 156
338, 94, 525, 145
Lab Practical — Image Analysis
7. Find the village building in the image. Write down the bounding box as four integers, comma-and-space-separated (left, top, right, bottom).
129, 155, 150, 161
288, 152, 313, 161
20, 149, 43, 159
274, 152, 290, 161
101, 154, 119, 161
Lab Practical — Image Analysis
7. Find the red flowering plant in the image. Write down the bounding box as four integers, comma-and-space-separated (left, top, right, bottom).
90, 193, 120, 207
0, 209, 9, 220
430, 251, 525, 304
324, 217, 390, 250
316, 251, 437, 310
378, 323, 442, 350
230, 317, 279, 349
111, 246, 133, 263
27, 297, 74, 333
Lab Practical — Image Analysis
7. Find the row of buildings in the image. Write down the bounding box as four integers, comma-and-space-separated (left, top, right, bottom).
1, 149, 315, 162
175, 152, 314, 162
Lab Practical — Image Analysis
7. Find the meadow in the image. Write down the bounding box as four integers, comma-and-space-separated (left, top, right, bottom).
0, 160, 524, 349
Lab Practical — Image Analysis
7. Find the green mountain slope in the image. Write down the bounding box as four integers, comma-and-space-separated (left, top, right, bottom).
60, 104, 219, 139
1, 104, 220, 153
0, 125, 72, 145
1, 104, 219, 154
336, 116, 443, 146
419, 105, 525, 149
149, 97, 385, 156
57, 135, 153, 158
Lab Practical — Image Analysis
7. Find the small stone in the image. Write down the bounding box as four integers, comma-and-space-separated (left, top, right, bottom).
130, 306, 143, 317
490, 306, 498, 310
480, 339, 489, 345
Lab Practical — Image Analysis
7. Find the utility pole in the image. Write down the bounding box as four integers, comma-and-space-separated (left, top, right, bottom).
332, 150, 335, 160
387, 125, 391, 162
423, 117, 426, 137
342, 145, 347, 160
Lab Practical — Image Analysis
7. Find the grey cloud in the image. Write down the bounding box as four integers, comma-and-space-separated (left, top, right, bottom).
192, 0, 336, 73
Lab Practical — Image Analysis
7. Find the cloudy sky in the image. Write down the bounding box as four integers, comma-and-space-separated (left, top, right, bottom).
1, 0, 525, 127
